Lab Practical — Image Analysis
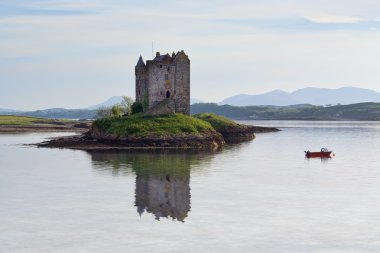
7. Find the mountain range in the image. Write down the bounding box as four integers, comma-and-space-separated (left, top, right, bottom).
220, 87, 380, 106
86, 96, 204, 110
2, 87, 380, 119
0, 97, 205, 119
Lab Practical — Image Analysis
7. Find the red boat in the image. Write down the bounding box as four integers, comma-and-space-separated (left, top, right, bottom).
305, 148, 333, 158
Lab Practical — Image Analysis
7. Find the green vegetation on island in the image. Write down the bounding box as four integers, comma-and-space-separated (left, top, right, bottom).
193, 112, 279, 142
92, 113, 214, 138
193, 113, 238, 132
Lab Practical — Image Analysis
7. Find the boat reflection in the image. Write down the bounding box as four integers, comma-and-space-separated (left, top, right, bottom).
87, 150, 214, 222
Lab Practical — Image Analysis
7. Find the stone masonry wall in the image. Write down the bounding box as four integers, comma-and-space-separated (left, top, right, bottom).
173, 53, 190, 114
135, 67, 147, 104
146, 61, 176, 109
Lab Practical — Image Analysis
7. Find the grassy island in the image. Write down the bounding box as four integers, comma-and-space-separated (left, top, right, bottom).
85, 113, 225, 150
37, 113, 279, 150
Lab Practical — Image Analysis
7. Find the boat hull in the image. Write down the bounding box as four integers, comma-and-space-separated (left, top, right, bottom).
305, 151, 332, 158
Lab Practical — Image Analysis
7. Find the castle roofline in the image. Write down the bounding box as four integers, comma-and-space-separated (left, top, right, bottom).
135, 55, 146, 67
153, 53, 172, 64
173, 50, 189, 61
149, 50, 189, 64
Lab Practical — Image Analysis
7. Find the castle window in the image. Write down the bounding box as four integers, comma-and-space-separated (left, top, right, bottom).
167, 66, 170, 72
160, 65, 162, 68
165, 74, 168, 80
166, 90, 170, 98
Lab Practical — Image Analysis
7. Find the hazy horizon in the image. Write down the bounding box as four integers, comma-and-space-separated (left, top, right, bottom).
1, 1, 380, 110
2, 86, 380, 111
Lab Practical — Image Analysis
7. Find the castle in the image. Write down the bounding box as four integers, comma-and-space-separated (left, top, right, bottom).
135, 50, 190, 115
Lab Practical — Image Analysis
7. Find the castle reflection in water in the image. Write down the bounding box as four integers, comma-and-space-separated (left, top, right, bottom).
135, 167, 190, 222
88, 150, 213, 222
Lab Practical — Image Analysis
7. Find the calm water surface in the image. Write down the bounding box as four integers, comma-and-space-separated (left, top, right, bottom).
1, 121, 380, 253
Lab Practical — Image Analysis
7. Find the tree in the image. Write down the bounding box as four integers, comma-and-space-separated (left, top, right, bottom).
111, 105, 123, 116
95, 106, 113, 118
120, 96, 134, 114
96, 96, 135, 118
131, 102, 144, 114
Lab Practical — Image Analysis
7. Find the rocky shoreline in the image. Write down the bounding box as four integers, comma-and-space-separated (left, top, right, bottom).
37, 131, 224, 151
36, 124, 279, 151
216, 125, 279, 143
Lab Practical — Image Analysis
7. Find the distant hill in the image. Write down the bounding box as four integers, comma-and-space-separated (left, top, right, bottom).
3, 89, 380, 120
0, 97, 205, 119
0, 108, 96, 119
20, 108, 97, 119
191, 102, 380, 121
2, 102, 380, 121
86, 96, 203, 110
190, 98, 203, 104
220, 87, 380, 106
86, 96, 124, 110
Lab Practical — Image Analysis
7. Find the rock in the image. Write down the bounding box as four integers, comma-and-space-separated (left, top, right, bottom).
73, 122, 90, 129
38, 126, 225, 151
145, 98, 175, 116
217, 124, 256, 143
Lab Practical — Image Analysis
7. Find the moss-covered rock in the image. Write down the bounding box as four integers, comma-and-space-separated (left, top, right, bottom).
193, 113, 256, 143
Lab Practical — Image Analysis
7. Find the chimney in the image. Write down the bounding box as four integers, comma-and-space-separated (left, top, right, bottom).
156, 52, 160, 57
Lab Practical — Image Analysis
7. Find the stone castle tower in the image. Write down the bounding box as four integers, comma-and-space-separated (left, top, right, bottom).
135, 50, 190, 115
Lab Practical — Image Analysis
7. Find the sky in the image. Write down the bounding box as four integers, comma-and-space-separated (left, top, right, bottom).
1, 0, 380, 110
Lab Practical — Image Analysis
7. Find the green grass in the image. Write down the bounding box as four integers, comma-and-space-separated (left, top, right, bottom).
192, 113, 238, 132
92, 113, 215, 137
0, 115, 53, 126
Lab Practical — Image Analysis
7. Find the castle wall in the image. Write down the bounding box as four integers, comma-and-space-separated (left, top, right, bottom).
173, 54, 190, 114
135, 67, 147, 104
146, 62, 176, 109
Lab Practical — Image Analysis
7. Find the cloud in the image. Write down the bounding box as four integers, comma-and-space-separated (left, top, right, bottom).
0, 1, 95, 17
1, 0, 380, 109
306, 15, 364, 24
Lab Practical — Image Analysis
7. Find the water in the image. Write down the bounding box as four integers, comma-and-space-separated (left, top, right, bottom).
1, 121, 380, 253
